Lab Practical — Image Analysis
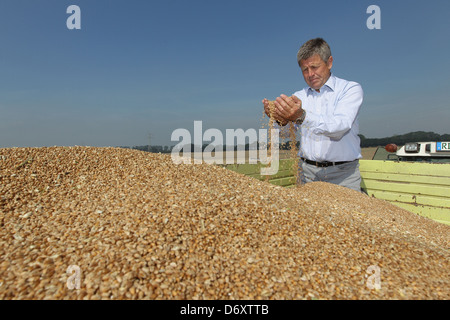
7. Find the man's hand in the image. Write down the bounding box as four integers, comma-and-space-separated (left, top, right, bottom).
262, 98, 271, 118
274, 94, 304, 122
262, 98, 288, 125
262, 94, 304, 125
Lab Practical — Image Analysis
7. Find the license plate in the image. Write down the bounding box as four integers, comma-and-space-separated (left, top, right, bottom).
436, 142, 450, 151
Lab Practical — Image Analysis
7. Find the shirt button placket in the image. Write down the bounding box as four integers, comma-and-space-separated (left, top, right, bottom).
314, 91, 322, 160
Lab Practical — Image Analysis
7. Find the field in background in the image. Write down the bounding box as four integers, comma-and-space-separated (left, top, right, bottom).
361, 147, 378, 160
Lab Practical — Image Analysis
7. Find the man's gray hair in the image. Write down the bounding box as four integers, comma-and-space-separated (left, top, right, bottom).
297, 38, 332, 67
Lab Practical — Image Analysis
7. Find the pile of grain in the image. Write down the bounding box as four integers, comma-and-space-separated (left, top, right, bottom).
0, 146, 448, 300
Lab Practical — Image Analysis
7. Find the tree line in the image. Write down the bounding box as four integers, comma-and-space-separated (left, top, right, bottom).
358, 131, 450, 147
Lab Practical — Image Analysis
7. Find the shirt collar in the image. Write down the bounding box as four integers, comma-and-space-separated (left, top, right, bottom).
308, 73, 335, 93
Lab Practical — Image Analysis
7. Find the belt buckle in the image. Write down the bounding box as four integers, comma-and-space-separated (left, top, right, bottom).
324, 161, 335, 167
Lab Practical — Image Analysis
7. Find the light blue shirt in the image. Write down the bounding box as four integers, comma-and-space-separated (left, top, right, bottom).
292, 74, 364, 162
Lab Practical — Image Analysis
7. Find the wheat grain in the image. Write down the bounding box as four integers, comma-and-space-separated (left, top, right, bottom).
0, 146, 448, 300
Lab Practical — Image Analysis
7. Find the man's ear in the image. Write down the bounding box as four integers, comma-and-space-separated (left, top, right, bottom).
327, 56, 333, 70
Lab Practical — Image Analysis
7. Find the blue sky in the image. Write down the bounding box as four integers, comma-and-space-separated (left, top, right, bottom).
1, 0, 449, 148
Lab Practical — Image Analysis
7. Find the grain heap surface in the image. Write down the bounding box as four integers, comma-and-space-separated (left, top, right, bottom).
0, 146, 449, 300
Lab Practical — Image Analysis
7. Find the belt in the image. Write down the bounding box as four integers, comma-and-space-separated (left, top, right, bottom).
301, 157, 355, 168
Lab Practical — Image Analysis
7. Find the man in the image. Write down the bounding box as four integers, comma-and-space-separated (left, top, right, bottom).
262, 38, 364, 192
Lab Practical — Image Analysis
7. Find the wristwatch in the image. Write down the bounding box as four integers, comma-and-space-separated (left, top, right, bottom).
294, 111, 306, 125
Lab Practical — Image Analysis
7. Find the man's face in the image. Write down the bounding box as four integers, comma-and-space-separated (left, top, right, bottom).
300, 54, 333, 91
